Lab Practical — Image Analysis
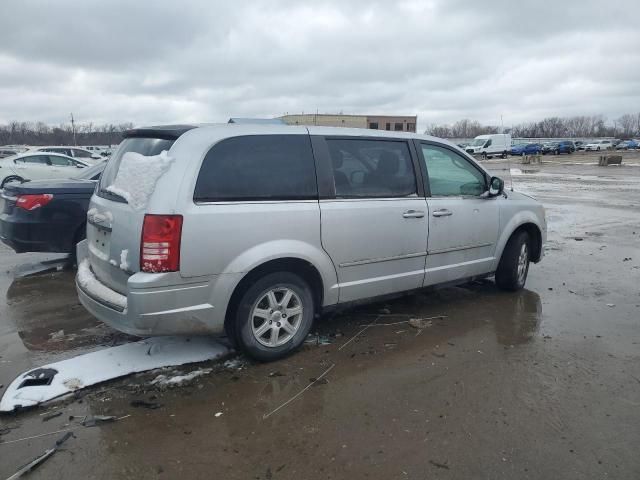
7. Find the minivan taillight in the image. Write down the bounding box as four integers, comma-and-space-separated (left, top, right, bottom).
140, 214, 183, 273
16, 194, 53, 211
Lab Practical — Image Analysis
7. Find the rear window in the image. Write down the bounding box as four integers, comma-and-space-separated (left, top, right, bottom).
98, 137, 175, 201
194, 135, 317, 202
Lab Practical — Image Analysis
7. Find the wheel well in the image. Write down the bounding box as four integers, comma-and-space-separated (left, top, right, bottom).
510, 223, 542, 263
224, 258, 324, 332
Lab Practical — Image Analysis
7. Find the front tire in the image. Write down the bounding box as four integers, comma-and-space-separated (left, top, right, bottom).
482, 152, 487, 160
496, 231, 530, 291
234, 271, 315, 362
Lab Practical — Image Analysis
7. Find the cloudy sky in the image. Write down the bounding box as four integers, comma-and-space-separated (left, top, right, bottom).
1, 0, 639, 130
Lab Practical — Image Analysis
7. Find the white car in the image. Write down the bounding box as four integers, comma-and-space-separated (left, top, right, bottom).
33, 146, 102, 162
584, 140, 613, 151
0, 152, 89, 188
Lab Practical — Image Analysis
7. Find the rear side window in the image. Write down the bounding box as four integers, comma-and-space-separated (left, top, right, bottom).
17, 155, 48, 164
48, 155, 73, 166
98, 137, 175, 201
326, 139, 416, 198
194, 135, 317, 202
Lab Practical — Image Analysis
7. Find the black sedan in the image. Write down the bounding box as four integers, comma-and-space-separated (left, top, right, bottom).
0, 162, 104, 254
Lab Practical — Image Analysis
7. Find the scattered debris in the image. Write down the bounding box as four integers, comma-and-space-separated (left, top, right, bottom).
429, 459, 450, 470
431, 352, 446, 358
263, 364, 336, 419
151, 368, 212, 387
41, 411, 63, 422
309, 377, 329, 386
214, 412, 223, 417
379, 308, 391, 314
305, 334, 333, 346
606, 304, 615, 308
5, 432, 74, 479
409, 318, 434, 329
268, 371, 285, 378
223, 357, 246, 371
130, 400, 162, 410
623, 257, 632, 262
574, 237, 583, 241
81, 415, 119, 427
49, 330, 65, 340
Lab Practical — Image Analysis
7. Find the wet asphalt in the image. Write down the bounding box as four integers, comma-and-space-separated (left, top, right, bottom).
0, 151, 639, 479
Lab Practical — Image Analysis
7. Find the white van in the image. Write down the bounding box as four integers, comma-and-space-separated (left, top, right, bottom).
465, 134, 511, 159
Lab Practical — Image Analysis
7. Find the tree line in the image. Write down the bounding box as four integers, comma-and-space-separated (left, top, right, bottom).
0, 121, 135, 146
425, 113, 640, 139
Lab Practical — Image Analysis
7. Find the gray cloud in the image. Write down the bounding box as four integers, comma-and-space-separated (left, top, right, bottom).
0, 0, 638, 130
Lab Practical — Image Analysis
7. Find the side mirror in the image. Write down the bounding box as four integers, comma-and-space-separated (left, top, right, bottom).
488, 176, 504, 197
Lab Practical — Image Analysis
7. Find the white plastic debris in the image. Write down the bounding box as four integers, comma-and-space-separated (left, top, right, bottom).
0, 336, 229, 412
214, 412, 223, 417
105, 150, 174, 211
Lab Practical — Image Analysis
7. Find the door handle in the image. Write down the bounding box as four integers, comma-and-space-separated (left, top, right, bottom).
402, 210, 425, 218
432, 209, 453, 217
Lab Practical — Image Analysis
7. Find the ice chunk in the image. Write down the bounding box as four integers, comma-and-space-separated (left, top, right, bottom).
105, 150, 174, 211
151, 368, 213, 387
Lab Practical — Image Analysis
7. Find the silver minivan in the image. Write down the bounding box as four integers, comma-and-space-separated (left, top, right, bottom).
76, 124, 546, 361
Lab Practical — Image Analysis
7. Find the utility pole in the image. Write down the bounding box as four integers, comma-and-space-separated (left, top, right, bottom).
70, 112, 77, 146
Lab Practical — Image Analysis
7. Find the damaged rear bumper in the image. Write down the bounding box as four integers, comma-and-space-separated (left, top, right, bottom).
75, 239, 226, 336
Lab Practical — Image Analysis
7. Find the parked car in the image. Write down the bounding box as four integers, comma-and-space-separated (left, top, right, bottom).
0, 152, 90, 188
510, 143, 542, 156
0, 162, 105, 254
542, 141, 575, 155
34, 146, 102, 162
584, 140, 614, 151
0, 148, 20, 159
574, 141, 585, 151
615, 140, 638, 150
465, 133, 511, 159
76, 125, 546, 361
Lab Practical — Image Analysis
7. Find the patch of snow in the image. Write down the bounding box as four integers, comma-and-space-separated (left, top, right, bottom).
109, 259, 117, 266
223, 357, 246, 370
104, 211, 113, 222
105, 150, 174, 211
87, 208, 97, 216
77, 259, 127, 309
120, 249, 129, 271
151, 368, 212, 387
0, 337, 230, 412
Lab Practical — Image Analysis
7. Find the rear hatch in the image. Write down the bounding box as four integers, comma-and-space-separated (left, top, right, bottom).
85, 126, 194, 294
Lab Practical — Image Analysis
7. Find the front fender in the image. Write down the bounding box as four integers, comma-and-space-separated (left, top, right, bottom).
492, 210, 546, 270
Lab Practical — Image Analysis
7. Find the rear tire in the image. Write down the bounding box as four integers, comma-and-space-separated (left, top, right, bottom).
482, 152, 487, 160
496, 231, 530, 291
1, 176, 23, 189
234, 271, 315, 362
501, 151, 507, 159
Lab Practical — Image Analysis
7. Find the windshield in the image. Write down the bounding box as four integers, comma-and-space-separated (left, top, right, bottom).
74, 161, 106, 180
98, 137, 175, 201
471, 138, 486, 146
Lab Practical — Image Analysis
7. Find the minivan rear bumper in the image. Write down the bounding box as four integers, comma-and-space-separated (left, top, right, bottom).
75, 239, 228, 336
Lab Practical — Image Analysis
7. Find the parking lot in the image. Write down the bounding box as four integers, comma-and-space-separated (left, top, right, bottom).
1, 150, 639, 479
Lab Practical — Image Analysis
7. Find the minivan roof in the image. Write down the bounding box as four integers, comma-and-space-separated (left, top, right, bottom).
129, 123, 462, 151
